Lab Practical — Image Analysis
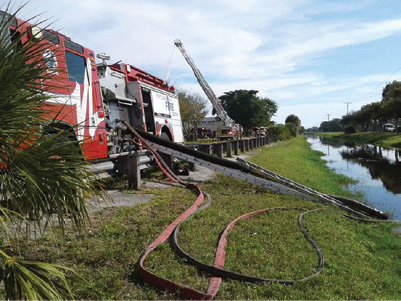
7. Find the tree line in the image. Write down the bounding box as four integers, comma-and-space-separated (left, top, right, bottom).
317, 81, 401, 134
179, 89, 302, 140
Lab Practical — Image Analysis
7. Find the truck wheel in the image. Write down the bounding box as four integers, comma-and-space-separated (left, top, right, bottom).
159, 132, 172, 168
43, 123, 82, 157
160, 132, 171, 141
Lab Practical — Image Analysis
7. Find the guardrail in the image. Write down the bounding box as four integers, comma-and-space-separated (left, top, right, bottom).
88, 151, 154, 180
187, 136, 278, 158
91, 135, 278, 189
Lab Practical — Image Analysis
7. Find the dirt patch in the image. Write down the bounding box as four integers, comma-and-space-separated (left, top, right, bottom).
87, 190, 155, 214
88, 150, 264, 213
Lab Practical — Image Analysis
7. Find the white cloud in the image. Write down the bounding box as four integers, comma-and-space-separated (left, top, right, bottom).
273, 102, 344, 128
8, 0, 401, 129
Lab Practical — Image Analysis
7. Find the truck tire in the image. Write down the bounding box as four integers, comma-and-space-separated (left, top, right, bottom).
160, 132, 171, 141
42, 123, 82, 158
159, 132, 172, 168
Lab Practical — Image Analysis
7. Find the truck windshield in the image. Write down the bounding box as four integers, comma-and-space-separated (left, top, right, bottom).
0, 12, 11, 48
0, 11, 17, 27
1, 28, 11, 48
0, 11, 17, 51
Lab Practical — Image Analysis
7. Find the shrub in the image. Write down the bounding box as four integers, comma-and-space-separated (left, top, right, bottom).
344, 126, 357, 134
285, 123, 298, 137
266, 125, 292, 140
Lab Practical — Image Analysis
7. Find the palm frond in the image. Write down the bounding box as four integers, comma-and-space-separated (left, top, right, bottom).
0, 4, 104, 300
0, 4, 103, 232
1, 256, 75, 300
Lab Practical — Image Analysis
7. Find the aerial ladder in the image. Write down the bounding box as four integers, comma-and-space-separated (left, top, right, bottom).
174, 39, 236, 130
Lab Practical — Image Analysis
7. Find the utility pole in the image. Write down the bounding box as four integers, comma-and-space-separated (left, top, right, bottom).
344, 102, 352, 115
326, 114, 331, 132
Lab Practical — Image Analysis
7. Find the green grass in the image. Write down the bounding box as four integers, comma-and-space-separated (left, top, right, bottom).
9, 136, 401, 300
250, 138, 358, 198
317, 132, 401, 150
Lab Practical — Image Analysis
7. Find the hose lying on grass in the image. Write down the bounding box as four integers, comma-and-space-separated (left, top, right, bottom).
120, 121, 398, 300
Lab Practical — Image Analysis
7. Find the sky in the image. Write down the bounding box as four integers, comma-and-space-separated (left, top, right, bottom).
5, 0, 401, 128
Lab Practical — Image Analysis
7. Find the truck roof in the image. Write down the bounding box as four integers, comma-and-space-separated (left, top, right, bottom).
109, 63, 175, 93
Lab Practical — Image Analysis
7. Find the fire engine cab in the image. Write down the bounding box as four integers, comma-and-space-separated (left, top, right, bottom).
1, 11, 184, 161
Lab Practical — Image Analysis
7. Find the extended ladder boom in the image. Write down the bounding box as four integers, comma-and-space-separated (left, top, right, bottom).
174, 39, 235, 127
124, 125, 388, 220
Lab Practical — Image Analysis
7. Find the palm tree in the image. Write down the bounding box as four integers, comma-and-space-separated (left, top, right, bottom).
0, 5, 103, 299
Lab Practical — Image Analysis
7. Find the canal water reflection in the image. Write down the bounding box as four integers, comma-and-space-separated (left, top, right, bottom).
307, 136, 401, 220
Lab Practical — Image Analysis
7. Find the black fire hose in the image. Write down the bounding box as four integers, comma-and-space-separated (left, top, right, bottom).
118, 120, 399, 299
172, 206, 324, 285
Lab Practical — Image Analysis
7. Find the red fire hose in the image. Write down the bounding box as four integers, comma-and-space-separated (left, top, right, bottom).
121, 121, 393, 300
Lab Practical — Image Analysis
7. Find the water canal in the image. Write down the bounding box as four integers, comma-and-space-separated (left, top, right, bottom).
307, 136, 401, 220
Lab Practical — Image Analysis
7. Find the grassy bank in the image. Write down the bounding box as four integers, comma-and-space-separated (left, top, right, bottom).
317, 132, 401, 150
13, 136, 401, 300
249, 137, 358, 198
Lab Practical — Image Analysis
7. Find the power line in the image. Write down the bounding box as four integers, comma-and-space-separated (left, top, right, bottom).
352, 66, 401, 105
325, 66, 401, 121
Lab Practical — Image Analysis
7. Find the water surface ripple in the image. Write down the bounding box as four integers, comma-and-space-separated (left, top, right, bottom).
307, 136, 401, 220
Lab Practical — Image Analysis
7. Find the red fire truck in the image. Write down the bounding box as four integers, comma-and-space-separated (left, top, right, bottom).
1, 11, 184, 161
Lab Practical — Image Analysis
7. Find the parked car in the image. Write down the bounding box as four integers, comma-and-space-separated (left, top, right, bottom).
383, 123, 396, 132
